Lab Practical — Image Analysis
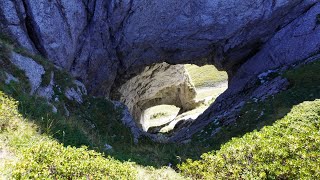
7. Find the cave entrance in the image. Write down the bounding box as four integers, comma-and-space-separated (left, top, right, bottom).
115, 62, 228, 134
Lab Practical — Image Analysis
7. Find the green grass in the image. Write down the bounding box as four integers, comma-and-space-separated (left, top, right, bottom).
0, 89, 185, 179
179, 99, 320, 179
150, 112, 169, 120
0, 34, 188, 178
193, 60, 320, 149
180, 60, 320, 179
185, 64, 228, 88
195, 84, 228, 104
0, 91, 137, 179
0, 33, 73, 92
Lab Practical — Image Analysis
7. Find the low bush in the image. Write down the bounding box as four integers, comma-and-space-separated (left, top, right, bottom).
0, 91, 137, 179
12, 141, 136, 180
0, 91, 20, 132
179, 100, 320, 179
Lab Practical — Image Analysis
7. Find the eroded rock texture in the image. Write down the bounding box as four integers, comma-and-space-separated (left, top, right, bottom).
1, 0, 319, 141
118, 62, 198, 128
0, 0, 117, 95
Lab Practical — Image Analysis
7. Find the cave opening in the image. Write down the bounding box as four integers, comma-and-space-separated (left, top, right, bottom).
113, 62, 228, 135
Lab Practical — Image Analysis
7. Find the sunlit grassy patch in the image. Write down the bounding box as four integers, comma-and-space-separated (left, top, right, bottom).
185, 64, 228, 88
180, 99, 320, 179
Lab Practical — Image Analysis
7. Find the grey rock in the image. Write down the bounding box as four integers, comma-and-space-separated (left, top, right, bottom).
63, 103, 70, 117
228, 2, 320, 95
112, 101, 144, 144
169, 3, 320, 142
251, 76, 289, 101
1, 0, 317, 95
104, 144, 113, 151
117, 62, 199, 128
47, 102, 58, 114
115, 0, 318, 74
10, 52, 45, 94
73, 80, 87, 96
37, 72, 55, 100
211, 127, 222, 137
0, 0, 36, 52
1, 0, 320, 142
64, 80, 87, 104
19, 0, 88, 68
4, 72, 19, 84
70, 0, 119, 96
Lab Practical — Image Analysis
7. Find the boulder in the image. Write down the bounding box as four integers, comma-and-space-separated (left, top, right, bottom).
10, 52, 45, 94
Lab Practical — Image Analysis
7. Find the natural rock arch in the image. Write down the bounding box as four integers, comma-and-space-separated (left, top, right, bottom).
116, 62, 201, 129
1, 0, 319, 141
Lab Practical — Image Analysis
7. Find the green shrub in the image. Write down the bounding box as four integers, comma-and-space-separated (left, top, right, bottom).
150, 112, 168, 119
0, 91, 20, 132
12, 141, 137, 180
0, 91, 137, 179
179, 100, 320, 179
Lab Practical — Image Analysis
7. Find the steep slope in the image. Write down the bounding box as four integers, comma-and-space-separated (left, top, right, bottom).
1, 57, 320, 179
180, 99, 320, 179
0, 37, 186, 179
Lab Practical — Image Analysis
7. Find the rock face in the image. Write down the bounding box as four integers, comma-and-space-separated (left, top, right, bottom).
113, 0, 318, 75
117, 62, 199, 128
1, 1, 319, 141
0, 0, 118, 96
10, 52, 45, 94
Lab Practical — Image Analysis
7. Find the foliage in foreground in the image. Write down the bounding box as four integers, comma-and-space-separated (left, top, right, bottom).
0, 91, 137, 179
12, 141, 136, 179
179, 100, 320, 179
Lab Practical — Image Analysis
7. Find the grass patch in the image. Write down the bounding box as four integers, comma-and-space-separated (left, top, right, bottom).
179, 99, 320, 179
194, 60, 320, 148
150, 112, 168, 120
0, 91, 137, 179
0, 33, 73, 91
0, 40, 31, 93
185, 64, 228, 88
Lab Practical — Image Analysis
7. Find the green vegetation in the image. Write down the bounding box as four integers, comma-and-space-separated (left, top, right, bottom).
0, 40, 31, 93
179, 100, 320, 179
0, 33, 73, 92
150, 112, 168, 120
180, 60, 320, 179
13, 142, 136, 179
185, 64, 228, 88
0, 34, 186, 179
1, 32, 320, 179
0, 92, 136, 179
194, 60, 320, 149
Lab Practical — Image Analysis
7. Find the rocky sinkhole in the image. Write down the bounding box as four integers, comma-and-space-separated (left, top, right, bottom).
111, 62, 228, 135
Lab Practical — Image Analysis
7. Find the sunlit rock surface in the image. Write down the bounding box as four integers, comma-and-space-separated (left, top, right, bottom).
118, 63, 199, 128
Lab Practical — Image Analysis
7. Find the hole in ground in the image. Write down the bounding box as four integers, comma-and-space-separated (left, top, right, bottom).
113, 62, 228, 135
